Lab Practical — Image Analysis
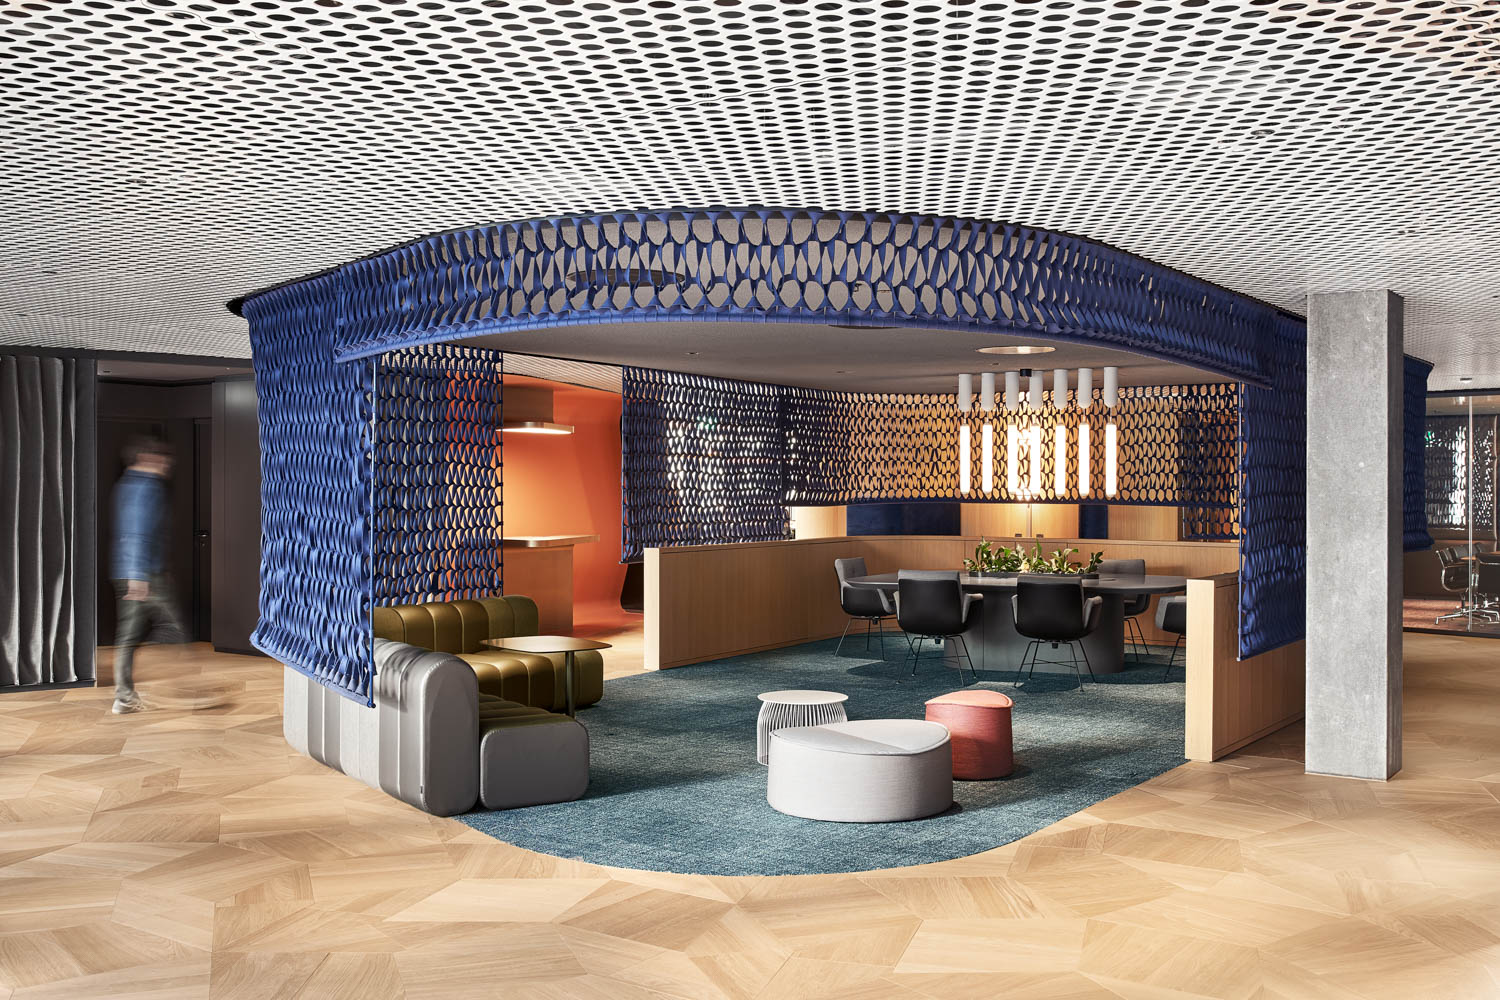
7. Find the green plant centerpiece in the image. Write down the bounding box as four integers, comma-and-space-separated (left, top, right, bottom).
966, 540, 1104, 577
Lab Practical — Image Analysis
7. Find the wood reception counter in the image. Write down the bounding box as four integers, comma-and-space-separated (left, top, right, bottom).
502, 534, 599, 632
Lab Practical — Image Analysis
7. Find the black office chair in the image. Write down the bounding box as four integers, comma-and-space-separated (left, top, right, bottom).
1097, 558, 1149, 660
1011, 576, 1102, 692
834, 557, 898, 657
1435, 547, 1472, 624
1156, 595, 1188, 680
895, 570, 980, 683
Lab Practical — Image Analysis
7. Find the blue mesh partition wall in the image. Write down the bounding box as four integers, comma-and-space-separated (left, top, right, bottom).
374, 345, 504, 604
1238, 313, 1307, 660
621, 367, 788, 561
244, 275, 376, 705
1403, 356, 1433, 552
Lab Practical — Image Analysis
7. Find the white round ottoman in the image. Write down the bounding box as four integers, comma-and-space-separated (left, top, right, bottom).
766, 720, 953, 823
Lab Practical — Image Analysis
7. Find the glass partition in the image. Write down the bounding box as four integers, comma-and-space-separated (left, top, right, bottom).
1418, 392, 1500, 635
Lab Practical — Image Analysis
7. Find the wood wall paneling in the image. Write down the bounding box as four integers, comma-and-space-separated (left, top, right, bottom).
502, 546, 575, 633
1106, 505, 1181, 541
1184, 573, 1305, 761
645, 535, 1239, 670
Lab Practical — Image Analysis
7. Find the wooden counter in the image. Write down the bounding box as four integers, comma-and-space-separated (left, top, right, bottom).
502, 535, 599, 632
645, 535, 1238, 671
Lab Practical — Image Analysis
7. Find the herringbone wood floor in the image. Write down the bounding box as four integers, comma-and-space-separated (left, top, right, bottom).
1, 632, 1498, 999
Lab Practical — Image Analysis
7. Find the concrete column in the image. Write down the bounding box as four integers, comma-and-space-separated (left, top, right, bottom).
1305, 290, 1403, 780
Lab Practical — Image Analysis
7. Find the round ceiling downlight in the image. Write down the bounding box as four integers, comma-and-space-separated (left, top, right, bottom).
977, 345, 1057, 356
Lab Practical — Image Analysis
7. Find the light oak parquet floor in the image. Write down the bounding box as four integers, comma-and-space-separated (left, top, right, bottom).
2, 632, 1498, 999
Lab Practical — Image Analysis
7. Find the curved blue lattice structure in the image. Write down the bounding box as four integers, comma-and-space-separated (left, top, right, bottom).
1238, 313, 1307, 659
374, 345, 504, 604
1403, 356, 1434, 552
323, 210, 1285, 386
622, 368, 788, 561
245, 276, 376, 705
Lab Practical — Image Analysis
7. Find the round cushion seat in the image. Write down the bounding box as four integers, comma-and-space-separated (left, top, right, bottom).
925, 690, 1014, 780
766, 719, 953, 823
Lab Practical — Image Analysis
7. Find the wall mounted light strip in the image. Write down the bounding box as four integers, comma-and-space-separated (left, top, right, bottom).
1006, 422, 1020, 494
1105, 420, 1118, 497
1028, 423, 1043, 496
981, 422, 994, 493
1078, 421, 1091, 495
958, 423, 972, 493
1054, 423, 1067, 495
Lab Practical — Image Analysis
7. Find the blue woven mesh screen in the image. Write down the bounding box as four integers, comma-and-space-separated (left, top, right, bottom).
374, 345, 503, 604
1238, 314, 1307, 659
621, 367, 788, 561
1403, 356, 1433, 552
245, 276, 376, 705
328, 210, 1284, 388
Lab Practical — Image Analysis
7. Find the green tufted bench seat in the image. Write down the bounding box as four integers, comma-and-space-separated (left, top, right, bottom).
372, 595, 604, 712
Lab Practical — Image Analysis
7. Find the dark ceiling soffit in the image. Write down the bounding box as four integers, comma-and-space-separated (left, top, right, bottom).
224, 206, 1305, 325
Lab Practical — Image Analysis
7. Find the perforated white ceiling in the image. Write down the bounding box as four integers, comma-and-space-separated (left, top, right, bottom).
3, 1, 1497, 391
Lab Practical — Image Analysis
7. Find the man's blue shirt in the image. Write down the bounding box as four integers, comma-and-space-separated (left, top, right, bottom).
112, 469, 166, 580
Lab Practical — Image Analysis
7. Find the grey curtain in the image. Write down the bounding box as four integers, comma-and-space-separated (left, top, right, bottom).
0, 354, 96, 687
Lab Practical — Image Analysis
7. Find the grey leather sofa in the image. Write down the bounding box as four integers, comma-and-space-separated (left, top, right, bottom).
284, 638, 589, 816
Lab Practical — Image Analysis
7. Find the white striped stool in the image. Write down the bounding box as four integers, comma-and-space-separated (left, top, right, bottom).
756, 690, 849, 765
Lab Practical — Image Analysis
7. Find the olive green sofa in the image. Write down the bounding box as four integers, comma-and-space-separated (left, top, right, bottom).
371, 594, 604, 712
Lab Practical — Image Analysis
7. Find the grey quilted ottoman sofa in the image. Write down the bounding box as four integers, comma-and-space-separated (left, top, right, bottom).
283, 638, 589, 816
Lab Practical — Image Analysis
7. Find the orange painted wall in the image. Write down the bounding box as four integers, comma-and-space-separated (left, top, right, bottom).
501, 377, 625, 609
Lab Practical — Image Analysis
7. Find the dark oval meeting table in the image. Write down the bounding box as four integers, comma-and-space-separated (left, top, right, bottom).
846, 572, 1187, 675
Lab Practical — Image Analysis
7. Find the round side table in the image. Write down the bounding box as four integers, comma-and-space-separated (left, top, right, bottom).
756, 690, 849, 765
924, 689, 1014, 779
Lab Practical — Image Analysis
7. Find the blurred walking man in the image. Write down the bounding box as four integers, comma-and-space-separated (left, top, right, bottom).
111, 436, 186, 714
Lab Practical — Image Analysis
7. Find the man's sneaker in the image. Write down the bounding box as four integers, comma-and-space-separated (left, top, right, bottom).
111, 693, 147, 714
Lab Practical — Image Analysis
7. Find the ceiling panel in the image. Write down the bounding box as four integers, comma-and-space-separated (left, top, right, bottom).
2, 1, 1497, 390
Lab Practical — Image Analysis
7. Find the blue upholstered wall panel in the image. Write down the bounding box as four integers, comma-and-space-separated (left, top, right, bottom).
374, 345, 504, 604
245, 276, 376, 705
1403, 356, 1433, 552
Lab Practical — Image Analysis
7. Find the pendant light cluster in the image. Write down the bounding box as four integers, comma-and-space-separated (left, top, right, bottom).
956, 365, 1118, 499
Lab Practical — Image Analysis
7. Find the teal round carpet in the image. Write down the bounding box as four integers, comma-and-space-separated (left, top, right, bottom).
459, 636, 1186, 875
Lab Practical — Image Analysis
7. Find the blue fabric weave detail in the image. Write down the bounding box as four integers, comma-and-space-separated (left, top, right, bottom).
1403, 355, 1434, 552
374, 345, 504, 604
245, 275, 376, 705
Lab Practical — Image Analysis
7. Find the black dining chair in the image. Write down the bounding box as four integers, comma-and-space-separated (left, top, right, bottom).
1156, 595, 1188, 679
1097, 558, 1149, 660
1435, 547, 1473, 624
895, 570, 980, 683
834, 557, 898, 657
1010, 576, 1102, 691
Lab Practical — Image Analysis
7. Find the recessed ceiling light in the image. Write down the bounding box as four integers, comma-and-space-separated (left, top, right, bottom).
977, 345, 1056, 356
834, 370, 850, 374
1459, 376, 1473, 383
683, 351, 699, 356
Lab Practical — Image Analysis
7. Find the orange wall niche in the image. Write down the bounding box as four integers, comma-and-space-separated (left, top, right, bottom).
501, 376, 626, 613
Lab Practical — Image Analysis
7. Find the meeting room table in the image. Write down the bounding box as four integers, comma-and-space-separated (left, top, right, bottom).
846, 571, 1187, 675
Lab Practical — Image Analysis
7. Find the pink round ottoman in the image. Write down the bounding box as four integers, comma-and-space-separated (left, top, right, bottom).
924, 690, 1014, 779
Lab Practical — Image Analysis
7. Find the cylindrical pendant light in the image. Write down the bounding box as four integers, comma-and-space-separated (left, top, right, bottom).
1028, 372, 1044, 410
1078, 422, 1091, 496
1054, 423, 1067, 495
1103, 366, 1119, 409
981, 422, 994, 492
1052, 369, 1067, 410
1006, 423, 1019, 494
958, 424, 972, 493
980, 372, 996, 411
1004, 371, 1020, 412
1105, 421, 1118, 497
1028, 424, 1043, 495
957, 373, 973, 413
1077, 368, 1093, 409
